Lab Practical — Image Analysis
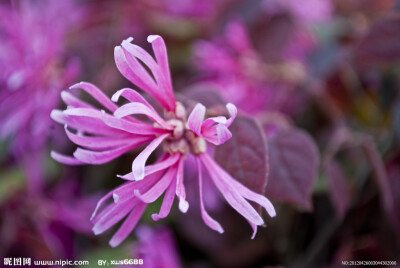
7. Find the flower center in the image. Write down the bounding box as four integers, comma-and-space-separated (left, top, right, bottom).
163, 102, 207, 155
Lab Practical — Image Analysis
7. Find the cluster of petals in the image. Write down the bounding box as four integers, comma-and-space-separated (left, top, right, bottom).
51, 35, 276, 247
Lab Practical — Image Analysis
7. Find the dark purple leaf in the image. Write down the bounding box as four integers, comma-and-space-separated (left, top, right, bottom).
265, 128, 319, 210
354, 14, 400, 66
214, 116, 268, 195
324, 160, 351, 219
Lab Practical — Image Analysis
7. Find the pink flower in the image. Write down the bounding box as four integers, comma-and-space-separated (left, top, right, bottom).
51, 35, 276, 247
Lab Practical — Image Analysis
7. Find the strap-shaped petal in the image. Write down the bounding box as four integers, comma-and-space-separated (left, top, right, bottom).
113, 171, 163, 204
51, 151, 85, 165
64, 125, 138, 150
118, 37, 176, 111
92, 198, 138, 235
61, 91, 93, 109
115, 45, 156, 92
134, 165, 177, 203
132, 133, 170, 180
152, 177, 177, 221
109, 202, 147, 247
70, 82, 118, 112
200, 153, 265, 226
73, 142, 139, 165
101, 110, 165, 135
222, 168, 276, 218
51, 109, 125, 136
115, 45, 165, 108
114, 102, 173, 130
147, 35, 175, 108
196, 157, 224, 233
119, 153, 180, 180
175, 157, 189, 213
91, 190, 114, 221
112, 88, 157, 114
187, 103, 206, 136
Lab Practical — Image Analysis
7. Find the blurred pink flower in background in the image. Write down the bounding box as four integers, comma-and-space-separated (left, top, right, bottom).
0, 0, 81, 193
193, 20, 310, 116
132, 226, 183, 268
149, 0, 238, 21
51, 35, 276, 247
0, 179, 96, 258
263, 0, 332, 24
149, 0, 218, 18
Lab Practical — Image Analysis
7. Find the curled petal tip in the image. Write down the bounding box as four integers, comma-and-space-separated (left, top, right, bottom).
109, 242, 117, 248
263, 198, 276, 218
225, 103, 237, 127
251, 232, 256, 240
179, 199, 189, 213
122, 37, 134, 45
50, 150, 58, 160
117, 173, 134, 180
151, 214, 160, 221
226, 103, 236, 110
92, 226, 101, 235
269, 208, 277, 218
60, 90, 68, 98
50, 110, 66, 125
111, 89, 124, 102
69, 82, 83, 90
50, 109, 61, 120
147, 35, 160, 43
